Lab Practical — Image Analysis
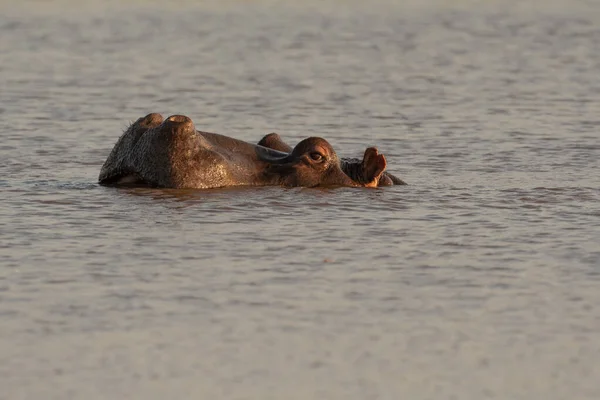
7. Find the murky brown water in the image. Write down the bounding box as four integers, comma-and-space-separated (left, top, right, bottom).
1, 0, 600, 399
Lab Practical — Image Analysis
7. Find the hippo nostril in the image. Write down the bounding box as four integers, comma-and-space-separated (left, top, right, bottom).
142, 113, 164, 125
163, 115, 196, 134
167, 115, 192, 124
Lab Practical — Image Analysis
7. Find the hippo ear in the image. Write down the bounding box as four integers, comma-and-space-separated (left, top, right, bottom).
361, 147, 387, 187
258, 133, 293, 153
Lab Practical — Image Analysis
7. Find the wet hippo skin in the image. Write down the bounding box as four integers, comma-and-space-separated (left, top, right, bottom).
99, 113, 401, 189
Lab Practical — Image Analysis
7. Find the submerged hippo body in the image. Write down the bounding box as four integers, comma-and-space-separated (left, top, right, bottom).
99, 113, 391, 189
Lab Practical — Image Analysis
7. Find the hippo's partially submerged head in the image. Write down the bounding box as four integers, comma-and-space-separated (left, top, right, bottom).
258, 132, 406, 187
260, 137, 387, 188
99, 113, 391, 189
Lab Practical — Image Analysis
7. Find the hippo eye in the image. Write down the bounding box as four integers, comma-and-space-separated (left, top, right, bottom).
309, 152, 324, 162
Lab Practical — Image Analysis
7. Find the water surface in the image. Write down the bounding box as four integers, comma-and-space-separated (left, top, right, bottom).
1, 1, 599, 399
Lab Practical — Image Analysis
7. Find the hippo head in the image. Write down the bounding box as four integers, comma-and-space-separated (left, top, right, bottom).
259, 137, 387, 188
100, 113, 389, 189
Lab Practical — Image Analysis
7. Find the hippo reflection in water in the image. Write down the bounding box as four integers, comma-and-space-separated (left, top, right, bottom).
99, 113, 406, 189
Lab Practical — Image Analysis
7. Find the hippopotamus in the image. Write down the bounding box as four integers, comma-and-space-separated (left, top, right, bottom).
99, 113, 406, 189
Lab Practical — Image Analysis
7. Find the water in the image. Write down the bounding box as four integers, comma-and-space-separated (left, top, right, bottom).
1, 0, 600, 398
